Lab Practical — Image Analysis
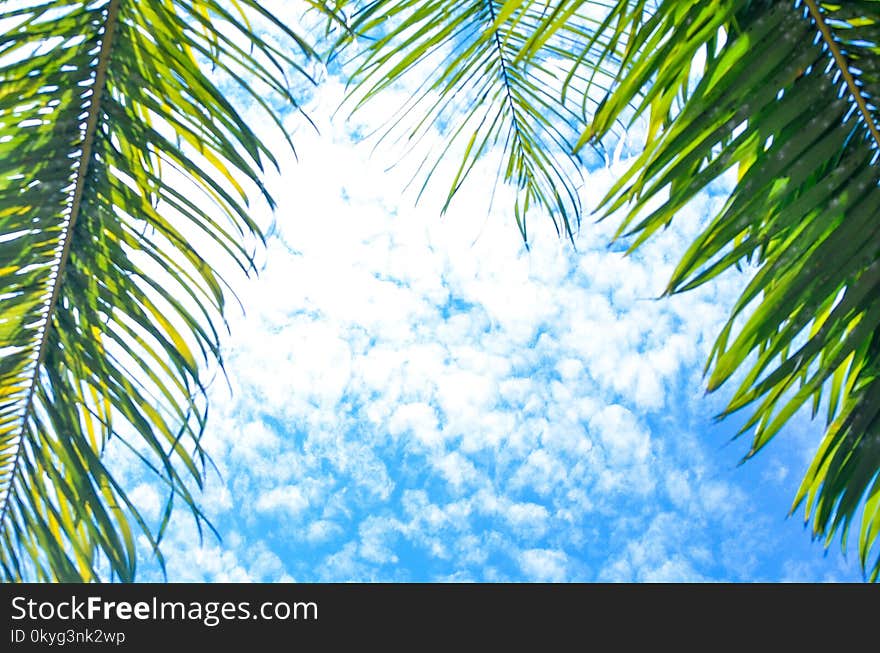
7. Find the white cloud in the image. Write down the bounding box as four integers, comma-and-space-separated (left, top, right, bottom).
129, 484, 161, 522
519, 549, 570, 582
111, 31, 866, 584
255, 485, 310, 517
305, 520, 343, 545
589, 405, 651, 467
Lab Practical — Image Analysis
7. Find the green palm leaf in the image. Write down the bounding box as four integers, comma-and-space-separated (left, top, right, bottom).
0, 0, 314, 581
328, 0, 623, 241
568, 0, 880, 579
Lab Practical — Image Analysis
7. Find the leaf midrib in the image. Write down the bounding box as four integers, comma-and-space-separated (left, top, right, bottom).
486, 0, 530, 183
0, 0, 122, 538
805, 0, 880, 151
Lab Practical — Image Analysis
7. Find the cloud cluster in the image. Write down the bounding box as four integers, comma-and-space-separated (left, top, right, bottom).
116, 57, 863, 584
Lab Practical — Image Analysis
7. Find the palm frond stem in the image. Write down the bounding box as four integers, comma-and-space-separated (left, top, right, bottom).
487, 0, 531, 204
0, 0, 121, 541
804, 0, 880, 151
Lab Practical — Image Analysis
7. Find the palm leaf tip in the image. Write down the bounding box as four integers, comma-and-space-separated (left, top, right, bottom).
0, 0, 314, 581
329, 0, 630, 241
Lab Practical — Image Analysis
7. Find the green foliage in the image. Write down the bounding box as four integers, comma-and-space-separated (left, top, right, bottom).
565, 0, 880, 580
0, 0, 312, 581
328, 0, 626, 240
3, 0, 879, 582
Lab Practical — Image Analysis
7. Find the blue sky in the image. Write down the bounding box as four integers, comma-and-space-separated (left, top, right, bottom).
105, 6, 866, 582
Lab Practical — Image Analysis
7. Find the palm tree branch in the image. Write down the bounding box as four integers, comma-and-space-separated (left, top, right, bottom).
0, 0, 313, 581
480, 1, 558, 237
571, 0, 880, 580
489, 1, 529, 187
0, 0, 122, 539
330, 0, 619, 240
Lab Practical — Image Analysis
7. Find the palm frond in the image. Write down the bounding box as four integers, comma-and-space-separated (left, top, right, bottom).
577, 0, 880, 580
0, 0, 313, 581
328, 0, 624, 241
